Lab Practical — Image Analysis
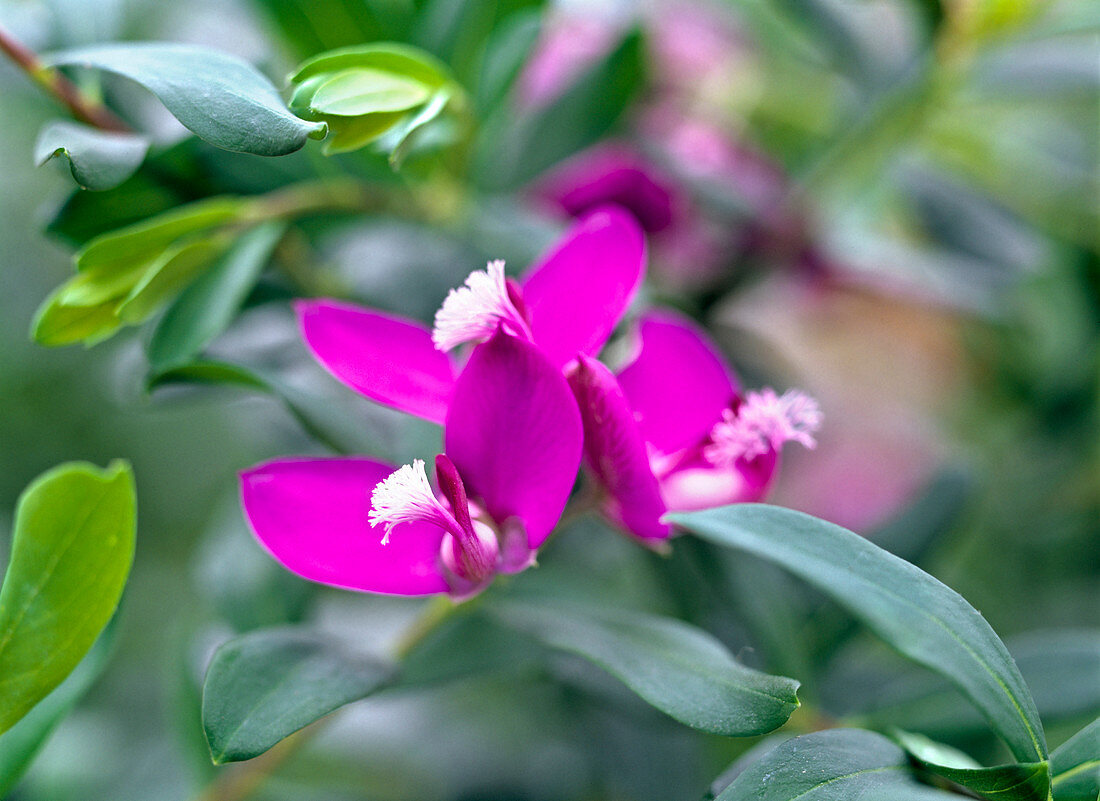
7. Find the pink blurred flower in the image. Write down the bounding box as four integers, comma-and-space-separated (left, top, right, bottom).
567, 311, 821, 544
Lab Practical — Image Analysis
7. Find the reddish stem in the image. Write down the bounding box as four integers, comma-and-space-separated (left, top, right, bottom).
0, 23, 131, 132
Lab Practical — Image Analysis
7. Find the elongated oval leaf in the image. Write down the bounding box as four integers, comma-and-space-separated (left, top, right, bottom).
0, 461, 135, 735
1052, 718, 1100, 801
75, 196, 248, 274
894, 730, 1051, 801
309, 69, 432, 116
47, 43, 326, 155
34, 121, 149, 191
148, 222, 285, 370
291, 43, 451, 89
202, 627, 394, 763
491, 599, 800, 736
715, 728, 961, 800
672, 505, 1048, 764
0, 620, 118, 795
115, 235, 230, 323
31, 292, 121, 346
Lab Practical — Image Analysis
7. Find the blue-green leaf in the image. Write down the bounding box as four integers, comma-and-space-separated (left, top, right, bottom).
714, 728, 961, 800
202, 627, 394, 763
491, 598, 800, 737
1052, 718, 1100, 801
34, 121, 149, 190
47, 43, 326, 155
672, 505, 1048, 764
894, 730, 1051, 801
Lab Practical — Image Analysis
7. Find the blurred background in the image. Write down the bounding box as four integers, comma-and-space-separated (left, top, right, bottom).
0, 0, 1097, 799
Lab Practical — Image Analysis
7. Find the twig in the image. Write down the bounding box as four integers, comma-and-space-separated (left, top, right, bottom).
0, 23, 130, 132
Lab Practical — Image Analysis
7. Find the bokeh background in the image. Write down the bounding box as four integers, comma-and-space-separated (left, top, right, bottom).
1, 0, 1097, 799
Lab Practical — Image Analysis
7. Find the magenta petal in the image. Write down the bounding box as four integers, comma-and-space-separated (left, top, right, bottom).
445, 331, 583, 549
521, 206, 646, 370
566, 356, 671, 542
296, 299, 456, 424
240, 457, 449, 595
617, 310, 738, 455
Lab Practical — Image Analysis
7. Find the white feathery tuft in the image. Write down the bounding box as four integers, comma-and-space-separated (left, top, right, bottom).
432, 260, 530, 352
704, 388, 822, 467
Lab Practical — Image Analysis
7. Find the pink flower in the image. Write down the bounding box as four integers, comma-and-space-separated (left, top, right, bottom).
238, 208, 645, 598
566, 310, 822, 544
294, 206, 645, 420
240, 331, 583, 598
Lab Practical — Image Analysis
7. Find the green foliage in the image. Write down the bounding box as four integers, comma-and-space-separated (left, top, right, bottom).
47, 43, 326, 155
147, 222, 285, 370
491, 598, 801, 737
672, 505, 1048, 766
34, 121, 149, 191
1051, 718, 1100, 801
201, 627, 394, 763
714, 728, 960, 800
895, 730, 1051, 801
31, 198, 252, 346
0, 621, 118, 795
474, 29, 645, 189
0, 462, 135, 735
289, 43, 463, 159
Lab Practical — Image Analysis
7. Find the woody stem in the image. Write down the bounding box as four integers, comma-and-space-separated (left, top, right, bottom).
0, 23, 131, 132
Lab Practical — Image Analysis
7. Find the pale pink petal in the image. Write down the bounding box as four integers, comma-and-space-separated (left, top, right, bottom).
659, 451, 777, 512
240, 457, 449, 595
296, 300, 455, 424
567, 356, 671, 542
521, 207, 646, 370
444, 331, 583, 549
617, 310, 738, 455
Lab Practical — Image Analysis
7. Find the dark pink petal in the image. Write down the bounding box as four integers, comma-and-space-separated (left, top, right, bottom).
566, 356, 671, 542
617, 310, 738, 455
240, 457, 449, 595
444, 331, 583, 550
296, 299, 456, 424
533, 144, 677, 233
521, 206, 646, 370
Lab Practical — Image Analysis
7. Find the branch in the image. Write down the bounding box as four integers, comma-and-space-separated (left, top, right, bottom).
0, 23, 131, 132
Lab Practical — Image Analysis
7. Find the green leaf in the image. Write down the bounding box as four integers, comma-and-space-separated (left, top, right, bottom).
491, 599, 800, 737
0, 619, 118, 795
894, 730, 1051, 801
1052, 718, 1100, 801
854, 629, 1100, 738
387, 88, 452, 168
0, 461, 136, 735
47, 43, 326, 155
34, 121, 149, 191
146, 360, 359, 455
475, 29, 645, 189
472, 9, 542, 114
714, 728, 961, 800
31, 292, 122, 346
148, 222, 285, 370
75, 196, 247, 274
201, 627, 394, 763
291, 43, 451, 89
114, 234, 230, 323
309, 68, 433, 116
672, 505, 1048, 764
